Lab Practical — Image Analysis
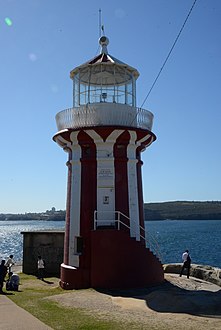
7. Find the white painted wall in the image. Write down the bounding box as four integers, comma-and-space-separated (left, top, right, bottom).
127, 131, 140, 240
68, 131, 82, 267
126, 131, 152, 240
87, 129, 123, 226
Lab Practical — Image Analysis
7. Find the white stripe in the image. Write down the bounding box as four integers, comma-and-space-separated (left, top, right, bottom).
127, 131, 140, 240
86, 129, 123, 224
68, 131, 81, 267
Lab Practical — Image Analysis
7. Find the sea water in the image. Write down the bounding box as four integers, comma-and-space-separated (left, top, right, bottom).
0, 219, 220, 268
0, 220, 65, 262
145, 219, 221, 268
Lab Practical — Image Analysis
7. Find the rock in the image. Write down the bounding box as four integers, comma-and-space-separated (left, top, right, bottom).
163, 264, 221, 287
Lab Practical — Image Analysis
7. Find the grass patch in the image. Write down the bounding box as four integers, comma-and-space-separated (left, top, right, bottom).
7, 273, 137, 330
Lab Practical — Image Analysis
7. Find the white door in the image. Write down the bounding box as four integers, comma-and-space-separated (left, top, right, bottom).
97, 187, 115, 226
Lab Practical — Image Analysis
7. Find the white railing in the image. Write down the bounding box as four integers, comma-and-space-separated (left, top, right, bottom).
94, 210, 130, 230
93, 210, 162, 261
55, 103, 154, 132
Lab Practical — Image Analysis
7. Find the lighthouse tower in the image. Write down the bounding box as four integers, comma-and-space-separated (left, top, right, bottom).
53, 36, 164, 289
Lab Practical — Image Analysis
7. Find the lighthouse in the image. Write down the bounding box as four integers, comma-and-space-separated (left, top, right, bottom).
53, 35, 164, 289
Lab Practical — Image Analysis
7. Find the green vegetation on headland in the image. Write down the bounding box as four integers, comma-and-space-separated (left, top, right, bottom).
144, 201, 221, 220
0, 209, 65, 221
1, 201, 221, 221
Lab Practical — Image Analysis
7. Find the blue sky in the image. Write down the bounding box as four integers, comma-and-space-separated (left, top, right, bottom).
0, 0, 220, 213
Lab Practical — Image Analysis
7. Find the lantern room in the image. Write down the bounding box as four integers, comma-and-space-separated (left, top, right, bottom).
70, 36, 139, 107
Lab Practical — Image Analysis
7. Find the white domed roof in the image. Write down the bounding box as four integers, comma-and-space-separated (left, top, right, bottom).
70, 36, 139, 81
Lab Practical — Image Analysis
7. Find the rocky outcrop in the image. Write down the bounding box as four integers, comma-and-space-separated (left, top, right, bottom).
163, 263, 221, 287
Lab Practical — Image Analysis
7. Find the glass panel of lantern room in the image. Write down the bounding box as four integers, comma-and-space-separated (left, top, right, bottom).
90, 66, 103, 100
93, 85, 101, 103
113, 66, 116, 103
116, 85, 125, 104
126, 81, 133, 106
132, 76, 136, 107
89, 85, 95, 103
90, 85, 102, 103
73, 73, 80, 107
125, 82, 128, 105
100, 86, 115, 103
79, 68, 90, 105
107, 86, 115, 103
80, 83, 87, 105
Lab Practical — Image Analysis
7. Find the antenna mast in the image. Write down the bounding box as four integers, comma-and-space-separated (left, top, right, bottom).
99, 8, 105, 37
99, 9, 102, 37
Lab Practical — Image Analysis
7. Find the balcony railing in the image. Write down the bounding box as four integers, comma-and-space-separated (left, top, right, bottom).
55, 103, 154, 132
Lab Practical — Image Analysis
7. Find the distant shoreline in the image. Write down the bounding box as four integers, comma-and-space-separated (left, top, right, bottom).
1, 201, 221, 221
1, 218, 221, 222
1, 218, 65, 221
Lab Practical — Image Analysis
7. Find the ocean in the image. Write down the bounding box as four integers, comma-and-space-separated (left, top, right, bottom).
0, 220, 65, 263
0, 219, 220, 268
145, 219, 221, 268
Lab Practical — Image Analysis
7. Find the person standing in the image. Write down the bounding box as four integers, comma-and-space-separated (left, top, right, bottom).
0, 260, 8, 294
180, 249, 191, 279
37, 256, 45, 280
5, 255, 15, 273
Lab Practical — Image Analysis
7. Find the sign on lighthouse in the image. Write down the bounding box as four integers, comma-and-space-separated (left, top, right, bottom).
53, 35, 164, 289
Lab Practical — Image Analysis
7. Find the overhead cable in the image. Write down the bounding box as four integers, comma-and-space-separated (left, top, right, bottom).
140, 0, 198, 109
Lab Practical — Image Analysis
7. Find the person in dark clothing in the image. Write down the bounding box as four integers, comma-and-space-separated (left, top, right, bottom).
0, 260, 8, 293
6, 272, 20, 291
180, 249, 191, 278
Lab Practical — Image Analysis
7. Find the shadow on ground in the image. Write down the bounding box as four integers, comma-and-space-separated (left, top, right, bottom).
42, 279, 55, 284
97, 277, 221, 318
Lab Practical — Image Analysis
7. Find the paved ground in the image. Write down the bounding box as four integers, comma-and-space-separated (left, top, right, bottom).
0, 264, 52, 330
0, 294, 52, 330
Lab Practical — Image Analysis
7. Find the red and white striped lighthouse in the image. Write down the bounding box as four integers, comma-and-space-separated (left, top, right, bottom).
53, 35, 164, 289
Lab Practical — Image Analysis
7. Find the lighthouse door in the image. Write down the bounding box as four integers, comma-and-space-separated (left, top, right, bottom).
97, 187, 115, 226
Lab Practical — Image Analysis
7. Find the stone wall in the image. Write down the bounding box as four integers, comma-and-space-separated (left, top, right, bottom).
21, 230, 64, 276
163, 263, 221, 287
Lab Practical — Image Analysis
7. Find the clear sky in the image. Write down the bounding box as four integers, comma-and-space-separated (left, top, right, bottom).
0, 0, 220, 213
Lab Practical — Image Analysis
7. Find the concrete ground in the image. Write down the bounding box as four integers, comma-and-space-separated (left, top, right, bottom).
0, 294, 53, 330
0, 264, 52, 330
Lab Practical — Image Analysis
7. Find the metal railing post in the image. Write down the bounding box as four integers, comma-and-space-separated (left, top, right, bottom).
93, 209, 162, 262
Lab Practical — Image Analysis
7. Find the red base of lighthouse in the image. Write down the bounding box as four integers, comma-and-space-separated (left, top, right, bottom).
60, 266, 90, 290
60, 229, 164, 290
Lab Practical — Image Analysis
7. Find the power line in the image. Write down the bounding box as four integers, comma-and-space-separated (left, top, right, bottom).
140, 0, 198, 109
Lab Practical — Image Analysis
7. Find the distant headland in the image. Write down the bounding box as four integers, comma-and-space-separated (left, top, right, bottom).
0, 208, 65, 221
144, 201, 221, 220
1, 201, 221, 221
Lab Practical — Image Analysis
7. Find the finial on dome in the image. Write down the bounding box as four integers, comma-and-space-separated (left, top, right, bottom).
99, 35, 109, 54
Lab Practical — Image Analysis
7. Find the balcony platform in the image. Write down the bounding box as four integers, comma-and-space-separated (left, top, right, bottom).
55, 103, 154, 132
